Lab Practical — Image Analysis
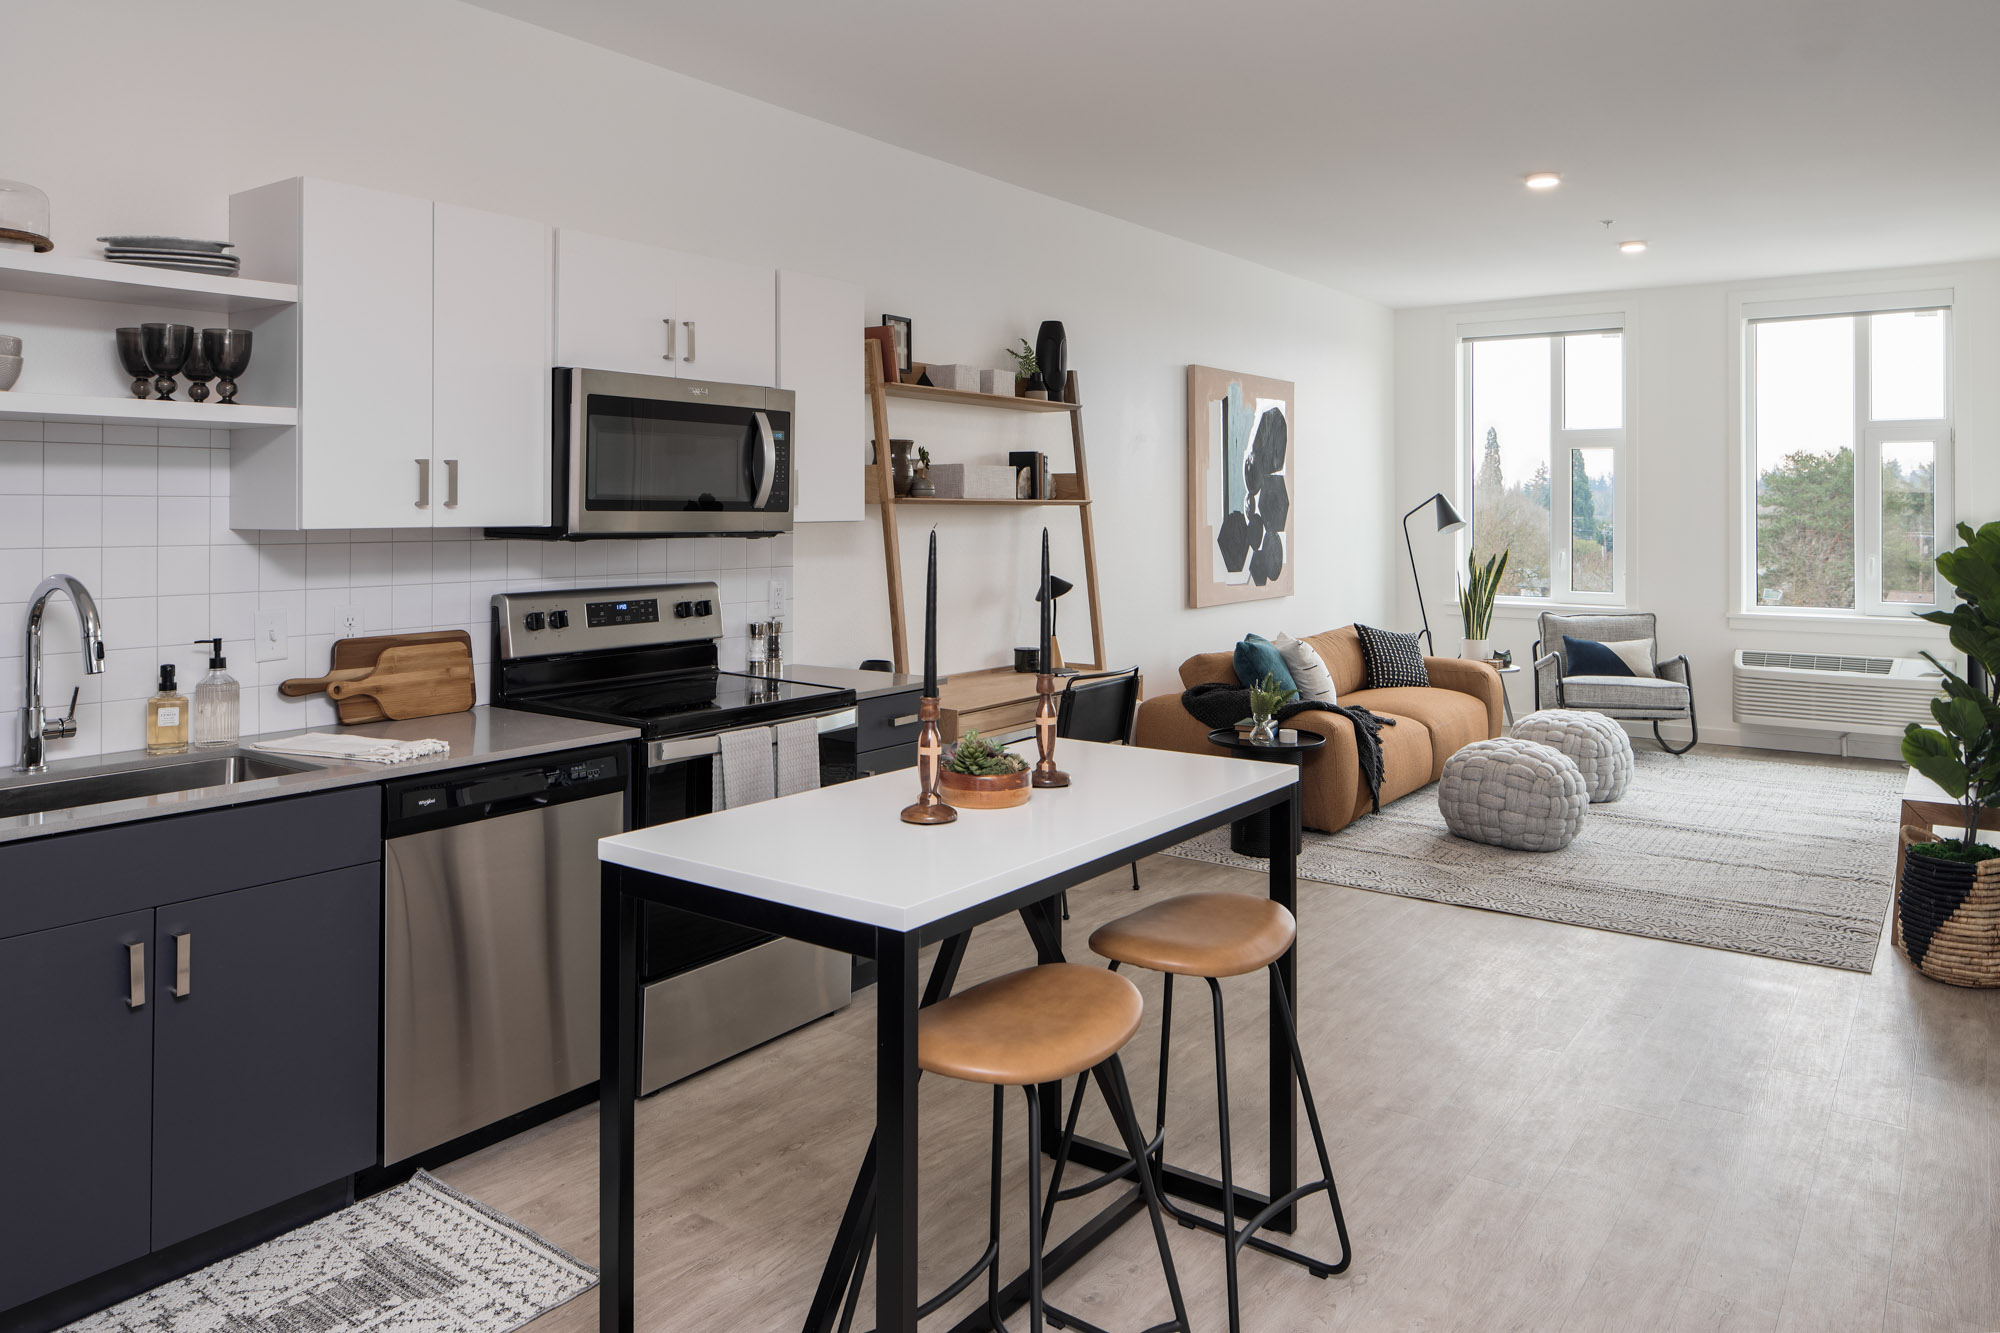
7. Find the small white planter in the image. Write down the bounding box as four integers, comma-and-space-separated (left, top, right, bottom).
1461, 637, 1491, 660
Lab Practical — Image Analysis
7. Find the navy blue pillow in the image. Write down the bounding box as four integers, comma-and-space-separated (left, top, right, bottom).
1564, 634, 1634, 677
1233, 634, 1297, 694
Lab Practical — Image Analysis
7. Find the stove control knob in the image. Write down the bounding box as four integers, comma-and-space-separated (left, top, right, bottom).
693, 599, 715, 618
548, 609, 570, 630
523, 611, 546, 632
674, 601, 695, 619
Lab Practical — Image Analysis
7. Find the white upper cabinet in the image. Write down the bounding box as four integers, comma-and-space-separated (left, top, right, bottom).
433, 204, 551, 528
555, 229, 775, 386
778, 270, 864, 523
228, 180, 553, 530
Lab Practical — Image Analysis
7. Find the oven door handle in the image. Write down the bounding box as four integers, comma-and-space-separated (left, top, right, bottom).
648, 708, 858, 767
751, 411, 778, 510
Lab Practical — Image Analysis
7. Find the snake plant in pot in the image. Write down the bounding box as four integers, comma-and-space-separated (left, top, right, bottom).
1898, 520, 2000, 986
1457, 549, 1509, 660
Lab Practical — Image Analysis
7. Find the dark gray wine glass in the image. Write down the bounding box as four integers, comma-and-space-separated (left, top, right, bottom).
139, 323, 191, 400
200, 328, 253, 405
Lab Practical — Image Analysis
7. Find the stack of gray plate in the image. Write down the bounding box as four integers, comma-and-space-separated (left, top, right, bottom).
99, 236, 239, 276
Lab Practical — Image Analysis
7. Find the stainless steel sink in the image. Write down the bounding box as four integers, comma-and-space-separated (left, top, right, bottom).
0, 752, 321, 819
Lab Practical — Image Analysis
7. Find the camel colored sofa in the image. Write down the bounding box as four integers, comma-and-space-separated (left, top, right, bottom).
1134, 625, 1504, 835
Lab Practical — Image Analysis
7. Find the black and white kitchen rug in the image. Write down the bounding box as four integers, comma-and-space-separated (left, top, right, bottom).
65, 1171, 596, 1333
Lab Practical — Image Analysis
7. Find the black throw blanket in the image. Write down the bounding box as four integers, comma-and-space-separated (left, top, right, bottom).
1179, 683, 1397, 812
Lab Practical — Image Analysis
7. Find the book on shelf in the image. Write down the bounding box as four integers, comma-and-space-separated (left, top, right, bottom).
1009, 450, 1049, 499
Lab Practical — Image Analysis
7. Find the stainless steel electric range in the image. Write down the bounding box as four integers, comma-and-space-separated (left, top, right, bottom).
492, 583, 859, 1094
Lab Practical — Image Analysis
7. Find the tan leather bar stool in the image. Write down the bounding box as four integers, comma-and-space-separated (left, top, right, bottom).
1046, 894, 1351, 1333
843, 963, 1191, 1333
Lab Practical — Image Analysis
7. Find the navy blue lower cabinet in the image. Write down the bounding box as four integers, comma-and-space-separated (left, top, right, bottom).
151, 864, 380, 1249
0, 911, 157, 1310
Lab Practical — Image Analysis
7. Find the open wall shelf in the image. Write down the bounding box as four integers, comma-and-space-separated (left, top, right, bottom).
864, 347, 1105, 674
0, 251, 297, 313
0, 391, 295, 430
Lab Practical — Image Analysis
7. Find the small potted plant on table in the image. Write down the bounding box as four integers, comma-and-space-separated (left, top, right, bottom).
1007, 339, 1047, 400
909, 445, 936, 498
1246, 672, 1298, 743
1899, 520, 2000, 987
1458, 549, 1509, 660
939, 730, 1031, 809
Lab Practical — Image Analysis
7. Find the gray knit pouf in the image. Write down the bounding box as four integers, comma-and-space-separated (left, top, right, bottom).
1437, 737, 1588, 851
1511, 709, 1634, 803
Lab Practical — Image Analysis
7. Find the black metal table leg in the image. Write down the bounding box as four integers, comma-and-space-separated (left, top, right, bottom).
599, 866, 642, 1333
1267, 787, 1299, 1234
876, 927, 922, 1331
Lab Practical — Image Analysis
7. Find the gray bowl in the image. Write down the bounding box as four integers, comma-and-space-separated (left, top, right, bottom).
0, 354, 20, 391
0, 333, 19, 355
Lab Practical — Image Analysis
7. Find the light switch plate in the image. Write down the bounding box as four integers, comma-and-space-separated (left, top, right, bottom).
255, 609, 288, 662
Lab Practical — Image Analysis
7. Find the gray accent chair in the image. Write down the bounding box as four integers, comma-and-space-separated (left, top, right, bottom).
1532, 612, 1697, 754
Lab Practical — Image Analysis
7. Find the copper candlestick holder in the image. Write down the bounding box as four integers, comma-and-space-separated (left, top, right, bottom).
901, 696, 958, 824
1032, 672, 1070, 788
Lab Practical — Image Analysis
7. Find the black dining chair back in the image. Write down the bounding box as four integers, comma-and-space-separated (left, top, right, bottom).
1055, 667, 1144, 909
1057, 667, 1141, 746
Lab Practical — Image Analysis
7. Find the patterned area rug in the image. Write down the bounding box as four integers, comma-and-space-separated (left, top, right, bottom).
1167, 748, 1905, 971
67, 1172, 595, 1333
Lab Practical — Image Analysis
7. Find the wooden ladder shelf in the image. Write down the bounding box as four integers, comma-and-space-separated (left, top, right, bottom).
864, 348, 1106, 675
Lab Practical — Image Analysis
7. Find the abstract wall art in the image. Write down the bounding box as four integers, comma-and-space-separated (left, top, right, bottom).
1186, 365, 1295, 607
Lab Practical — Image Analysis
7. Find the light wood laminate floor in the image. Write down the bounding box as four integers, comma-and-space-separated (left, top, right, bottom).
438, 752, 1999, 1332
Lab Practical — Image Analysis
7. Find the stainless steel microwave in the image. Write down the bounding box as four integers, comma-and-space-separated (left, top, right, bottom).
486, 368, 793, 540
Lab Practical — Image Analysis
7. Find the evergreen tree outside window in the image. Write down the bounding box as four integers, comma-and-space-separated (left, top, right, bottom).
1461, 323, 1625, 604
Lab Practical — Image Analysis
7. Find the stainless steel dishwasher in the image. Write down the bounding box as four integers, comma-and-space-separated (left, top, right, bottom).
379, 746, 627, 1166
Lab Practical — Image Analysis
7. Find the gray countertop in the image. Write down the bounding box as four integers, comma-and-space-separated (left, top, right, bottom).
778, 665, 933, 700
0, 707, 640, 845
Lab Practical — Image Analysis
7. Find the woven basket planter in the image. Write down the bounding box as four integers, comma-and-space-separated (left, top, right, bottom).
1897, 825, 2000, 987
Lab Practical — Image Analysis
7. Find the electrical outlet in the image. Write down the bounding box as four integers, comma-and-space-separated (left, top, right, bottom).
255, 609, 288, 662
768, 577, 788, 620
335, 604, 362, 639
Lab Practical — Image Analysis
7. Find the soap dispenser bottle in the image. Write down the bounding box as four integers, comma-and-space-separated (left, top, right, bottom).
191, 637, 240, 749
147, 664, 189, 755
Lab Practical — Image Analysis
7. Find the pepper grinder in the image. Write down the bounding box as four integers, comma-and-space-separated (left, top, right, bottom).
746, 622, 767, 677
764, 618, 783, 675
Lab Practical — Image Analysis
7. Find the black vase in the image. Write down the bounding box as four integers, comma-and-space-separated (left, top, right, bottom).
1035, 320, 1067, 404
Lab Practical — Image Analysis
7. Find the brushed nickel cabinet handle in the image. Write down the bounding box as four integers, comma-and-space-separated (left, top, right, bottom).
663, 318, 676, 361
683, 320, 696, 362
127, 941, 145, 1009
415, 458, 431, 509
444, 459, 460, 509
172, 932, 191, 998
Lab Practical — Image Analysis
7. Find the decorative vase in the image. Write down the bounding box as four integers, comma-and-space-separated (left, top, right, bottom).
1249, 714, 1278, 743
909, 469, 936, 498
890, 439, 914, 496
1461, 637, 1492, 660
1897, 833, 2000, 988
1035, 321, 1067, 405
939, 767, 1032, 810
1021, 371, 1047, 401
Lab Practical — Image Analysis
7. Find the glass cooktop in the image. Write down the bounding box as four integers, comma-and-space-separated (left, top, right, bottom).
514, 670, 853, 739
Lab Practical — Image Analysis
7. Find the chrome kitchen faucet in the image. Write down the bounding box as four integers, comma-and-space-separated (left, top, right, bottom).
18, 574, 105, 773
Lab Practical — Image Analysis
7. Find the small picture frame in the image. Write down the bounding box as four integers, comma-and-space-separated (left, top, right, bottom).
882, 314, 912, 377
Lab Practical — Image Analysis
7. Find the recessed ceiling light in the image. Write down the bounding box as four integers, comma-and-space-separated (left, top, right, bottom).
1619, 239, 1648, 254
1524, 172, 1562, 190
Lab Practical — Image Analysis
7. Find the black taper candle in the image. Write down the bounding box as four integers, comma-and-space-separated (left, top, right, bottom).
924, 528, 938, 696
1039, 528, 1051, 675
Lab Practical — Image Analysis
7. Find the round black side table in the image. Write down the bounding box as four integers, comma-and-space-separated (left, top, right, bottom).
1206, 727, 1326, 857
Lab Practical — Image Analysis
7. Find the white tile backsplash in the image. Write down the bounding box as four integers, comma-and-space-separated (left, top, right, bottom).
0, 426, 793, 765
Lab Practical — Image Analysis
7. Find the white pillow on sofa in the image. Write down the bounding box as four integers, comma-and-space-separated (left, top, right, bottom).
1274, 633, 1337, 703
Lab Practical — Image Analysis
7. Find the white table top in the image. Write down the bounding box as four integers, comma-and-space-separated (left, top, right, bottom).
598, 740, 1297, 931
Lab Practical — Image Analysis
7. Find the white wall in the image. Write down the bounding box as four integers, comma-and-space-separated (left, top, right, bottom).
1395, 259, 2000, 757
0, 0, 1396, 746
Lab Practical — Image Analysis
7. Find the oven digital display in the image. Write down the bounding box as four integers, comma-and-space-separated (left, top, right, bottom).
586, 598, 661, 628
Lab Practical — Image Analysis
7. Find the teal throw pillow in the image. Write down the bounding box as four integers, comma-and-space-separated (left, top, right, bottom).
1233, 633, 1297, 694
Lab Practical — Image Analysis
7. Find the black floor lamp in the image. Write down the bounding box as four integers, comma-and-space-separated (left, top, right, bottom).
1402, 492, 1466, 654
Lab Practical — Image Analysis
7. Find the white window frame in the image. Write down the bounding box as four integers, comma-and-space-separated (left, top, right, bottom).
1736, 287, 1954, 621
1457, 311, 1629, 609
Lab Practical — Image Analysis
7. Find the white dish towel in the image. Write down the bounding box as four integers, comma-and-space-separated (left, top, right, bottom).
249, 733, 451, 765
714, 726, 775, 809
774, 718, 823, 798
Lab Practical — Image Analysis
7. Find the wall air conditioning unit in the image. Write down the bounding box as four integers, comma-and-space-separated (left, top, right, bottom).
1731, 650, 1945, 738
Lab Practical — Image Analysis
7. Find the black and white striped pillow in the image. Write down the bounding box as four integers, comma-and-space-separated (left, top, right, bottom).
1355, 624, 1429, 689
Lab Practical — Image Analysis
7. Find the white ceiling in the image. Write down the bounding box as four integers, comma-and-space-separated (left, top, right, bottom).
466, 0, 2000, 308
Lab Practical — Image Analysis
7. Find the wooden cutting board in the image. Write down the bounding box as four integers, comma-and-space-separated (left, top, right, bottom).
279, 630, 475, 724
324, 642, 476, 721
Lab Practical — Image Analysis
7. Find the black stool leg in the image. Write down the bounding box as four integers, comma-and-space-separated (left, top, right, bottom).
1130, 862, 1141, 892
991, 1085, 1008, 1331
1086, 1057, 1193, 1333
1207, 977, 1242, 1333
1268, 964, 1352, 1275
1024, 1084, 1048, 1333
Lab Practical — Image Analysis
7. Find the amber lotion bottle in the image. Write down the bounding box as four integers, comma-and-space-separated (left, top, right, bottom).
146, 663, 189, 755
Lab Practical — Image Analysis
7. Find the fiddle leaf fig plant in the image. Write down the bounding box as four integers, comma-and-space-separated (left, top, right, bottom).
1903, 520, 2000, 857
942, 730, 1027, 776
